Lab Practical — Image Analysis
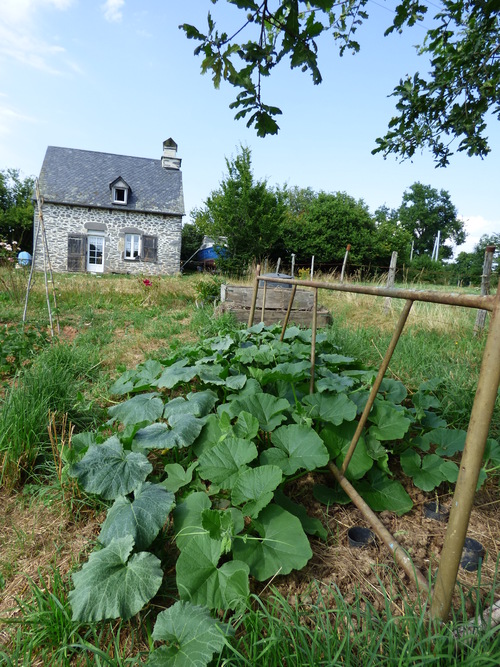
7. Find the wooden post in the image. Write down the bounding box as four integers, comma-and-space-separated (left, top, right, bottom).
280, 284, 298, 342
260, 282, 268, 323
431, 285, 500, 621
310, 256, 315, 280
291, 253, 296, 278
276, 257, 281, 274
340, 244, 351, 283
383, 251, 398, 314
474, 245, 496, 333
309, 288, 318, 394
247, 264, 261, 328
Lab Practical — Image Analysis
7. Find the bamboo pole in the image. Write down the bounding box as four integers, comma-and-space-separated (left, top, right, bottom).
341, 299, 414, 474
431, 286, 500, 621
329, 461, 429, 593
255, 275, 494, 311
309, 288, 318, 394
279, 284, 297, 342
247, 264, 261, 328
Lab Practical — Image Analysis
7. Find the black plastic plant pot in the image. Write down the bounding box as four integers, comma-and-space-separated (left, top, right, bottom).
348, 526, 376, 548
423, 501, 449, 522
460, 537, 485, 572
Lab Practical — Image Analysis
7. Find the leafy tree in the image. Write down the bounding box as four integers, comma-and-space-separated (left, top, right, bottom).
181, 223, 204, 264
181, 1, 500, 164
0, 169, 35, 253
453, 233, 500, 286
280, 188, 376, 265
397, 183, 465, 260
371, 216, 412, 266
191, 146, 286, 271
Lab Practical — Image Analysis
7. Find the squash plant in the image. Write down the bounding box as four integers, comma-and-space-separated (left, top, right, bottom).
66, 323, 499, 666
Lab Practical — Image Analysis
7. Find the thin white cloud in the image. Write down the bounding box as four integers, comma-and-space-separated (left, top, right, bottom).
456, 215, 500, 254
0, 103, 37, 135
101, 0, 125, 23
0, 0, 75, 73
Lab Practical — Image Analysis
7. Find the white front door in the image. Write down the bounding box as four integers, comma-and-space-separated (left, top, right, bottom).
87, 235, 104, 273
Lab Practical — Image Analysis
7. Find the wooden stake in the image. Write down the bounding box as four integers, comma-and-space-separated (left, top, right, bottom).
248, 264, 261, 327
474, 245, 495, 333
383, 251, 398, 314
340, 244, 351, 283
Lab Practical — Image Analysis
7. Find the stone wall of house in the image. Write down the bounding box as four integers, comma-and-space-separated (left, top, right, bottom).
33, 203, 182, 275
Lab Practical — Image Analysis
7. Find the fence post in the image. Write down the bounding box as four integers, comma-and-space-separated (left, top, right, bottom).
383, 251, 398, 314
291, 253, 296, 278
474, 245, 496, 333
310, 256, 315, 280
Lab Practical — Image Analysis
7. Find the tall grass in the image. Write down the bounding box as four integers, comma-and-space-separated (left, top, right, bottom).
218, 582, 500, 666
0, 343, 104, 489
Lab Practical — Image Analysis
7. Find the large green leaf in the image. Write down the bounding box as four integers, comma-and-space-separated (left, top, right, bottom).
133, 417, 204, 451
69, 437, 152, 499
378, 378, 407, 404
355, 469, 413, 515
98, 483, 174, 550
260, 360, 311, 385
319, 423, 373, 480
176, 533, 249, 610
164, 391, 218, 421
421, 428, 467, 457
232, 411, 260, 440
174, 492, 212, 550
197, 438, 259, 488
368, 402, 412, 441
315, 371, 355, 394
400, 450, 458, 492
108, 393, 164, 426
148, 600, 230, 667
163, 462, 199, 493
233, 504, 312, 581
69, 536, 163, 621
157, 360, 199, 389
231, 465, 283, 517
273, 489, 327, 540
261, 424, 329, 475
219, 393, 289, 432
302, 392, 357, 425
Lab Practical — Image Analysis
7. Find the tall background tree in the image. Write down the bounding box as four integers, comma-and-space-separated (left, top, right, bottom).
0, 169, 35, 253
191, 146, 286, 271
397, 183, 465, 259
181, 1, 500, 165
280, 187, 377, 266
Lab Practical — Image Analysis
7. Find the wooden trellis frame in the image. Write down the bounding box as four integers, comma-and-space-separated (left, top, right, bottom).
248, 265, 500, 622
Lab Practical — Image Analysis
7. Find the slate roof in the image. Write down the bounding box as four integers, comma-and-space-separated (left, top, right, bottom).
38, 146, 184, 215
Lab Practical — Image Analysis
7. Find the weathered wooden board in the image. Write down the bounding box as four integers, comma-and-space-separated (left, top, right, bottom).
221, 285, 314, 310
220, 305, 332, 327
220, 284, 332, 327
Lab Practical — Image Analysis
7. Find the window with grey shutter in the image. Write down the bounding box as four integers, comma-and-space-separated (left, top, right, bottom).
67, 235, 86, 272
142, 235, 157, 262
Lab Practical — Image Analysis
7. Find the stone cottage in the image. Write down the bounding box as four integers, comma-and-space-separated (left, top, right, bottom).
34, 138, 184, 274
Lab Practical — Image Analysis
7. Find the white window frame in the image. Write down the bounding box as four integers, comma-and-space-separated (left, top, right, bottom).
124, 233, 141, 260
113, 186, 128, 205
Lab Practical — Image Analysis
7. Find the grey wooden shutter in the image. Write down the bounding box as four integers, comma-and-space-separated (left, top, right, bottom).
67, 234, 86, 272
142, 235, 157, 262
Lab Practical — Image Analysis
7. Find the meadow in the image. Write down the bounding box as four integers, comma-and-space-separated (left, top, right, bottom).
0, 268, 499, 666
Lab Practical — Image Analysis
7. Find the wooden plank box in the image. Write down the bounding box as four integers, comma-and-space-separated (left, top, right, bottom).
219, 284, 332, 327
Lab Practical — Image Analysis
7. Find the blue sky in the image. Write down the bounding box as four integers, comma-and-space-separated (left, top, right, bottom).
0, 0, 498, 255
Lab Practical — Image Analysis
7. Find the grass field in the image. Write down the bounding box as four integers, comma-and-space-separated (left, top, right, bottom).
1, 268, 499, 665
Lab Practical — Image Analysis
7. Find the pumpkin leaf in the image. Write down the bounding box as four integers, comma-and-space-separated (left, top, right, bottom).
69, 536, 162, 622
69, 437, 152, 499
148, 600, 231, 667
98, 482, 174, 550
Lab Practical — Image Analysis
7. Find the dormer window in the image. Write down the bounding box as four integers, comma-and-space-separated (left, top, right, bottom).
114, 187, 127, 204
110, 177, 130, 205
